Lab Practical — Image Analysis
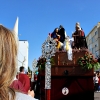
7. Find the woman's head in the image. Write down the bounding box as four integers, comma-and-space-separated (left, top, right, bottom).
0, 25, 18, 100
54, 28, 59, 33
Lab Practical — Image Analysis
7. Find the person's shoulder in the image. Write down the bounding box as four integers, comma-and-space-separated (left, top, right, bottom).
19, 73, 28, 77
22, 74, 30, 79
16, 92, 38, 100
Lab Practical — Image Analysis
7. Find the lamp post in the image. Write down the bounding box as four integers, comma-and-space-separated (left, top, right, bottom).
42, 35, 57, 100
31, 58, 37, 82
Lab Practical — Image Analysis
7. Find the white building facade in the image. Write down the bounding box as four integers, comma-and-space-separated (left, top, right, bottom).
13, 17, 29, 72
86, 22, 100, 71
18, 40, 29, 72
86, 22, 100, 58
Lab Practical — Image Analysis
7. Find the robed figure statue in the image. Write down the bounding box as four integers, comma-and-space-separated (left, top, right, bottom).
72, 22, 88, 49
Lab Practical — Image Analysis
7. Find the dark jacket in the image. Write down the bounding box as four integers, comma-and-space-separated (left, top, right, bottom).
58, 28, 65, 43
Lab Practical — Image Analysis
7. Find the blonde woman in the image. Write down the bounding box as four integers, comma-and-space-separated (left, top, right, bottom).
0, 25, 38, 100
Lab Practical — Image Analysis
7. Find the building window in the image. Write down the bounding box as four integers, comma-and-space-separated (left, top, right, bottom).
89, 44, 92, 49
92, 47, 95, 54
89, 34, 91, 40
95, 41, 98, 47
95, 31, 97, 35
92, 36, 95, 43
90, 48, 92, 52
95, 51, 99, 58
95, 43, 98, 47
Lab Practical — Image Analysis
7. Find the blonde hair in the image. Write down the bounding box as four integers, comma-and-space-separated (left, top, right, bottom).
0, 25, 18, 100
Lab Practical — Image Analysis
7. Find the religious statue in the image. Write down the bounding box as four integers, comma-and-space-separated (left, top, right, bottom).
72, 22, 88, 49
51, 28, 63, 49
63, 36, 74, 60
51, 25, 68, 50
58, 25, 66, 43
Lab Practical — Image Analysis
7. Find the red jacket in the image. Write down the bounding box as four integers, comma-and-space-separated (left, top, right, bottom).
16, 73, 30, 93
10, 80, 27, 94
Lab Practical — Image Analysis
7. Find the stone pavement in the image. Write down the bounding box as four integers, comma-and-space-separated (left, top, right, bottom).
94, 92, 100, 100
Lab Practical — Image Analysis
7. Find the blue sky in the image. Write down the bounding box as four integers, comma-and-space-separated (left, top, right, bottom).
0, 0, 100, 70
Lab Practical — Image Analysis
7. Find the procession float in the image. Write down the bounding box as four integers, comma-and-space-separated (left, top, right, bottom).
36, 23, 100, 100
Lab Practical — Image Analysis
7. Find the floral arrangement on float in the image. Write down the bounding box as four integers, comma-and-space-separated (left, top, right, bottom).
37, 57, 55, 70
77, 51, 100, 70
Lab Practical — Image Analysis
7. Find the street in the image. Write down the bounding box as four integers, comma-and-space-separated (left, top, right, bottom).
94, 92, 100, 100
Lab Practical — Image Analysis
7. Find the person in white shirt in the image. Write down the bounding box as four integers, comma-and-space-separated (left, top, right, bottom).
93, 73, 99, 92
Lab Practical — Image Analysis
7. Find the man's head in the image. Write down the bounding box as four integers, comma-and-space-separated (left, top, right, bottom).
19, 66, 25, 72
